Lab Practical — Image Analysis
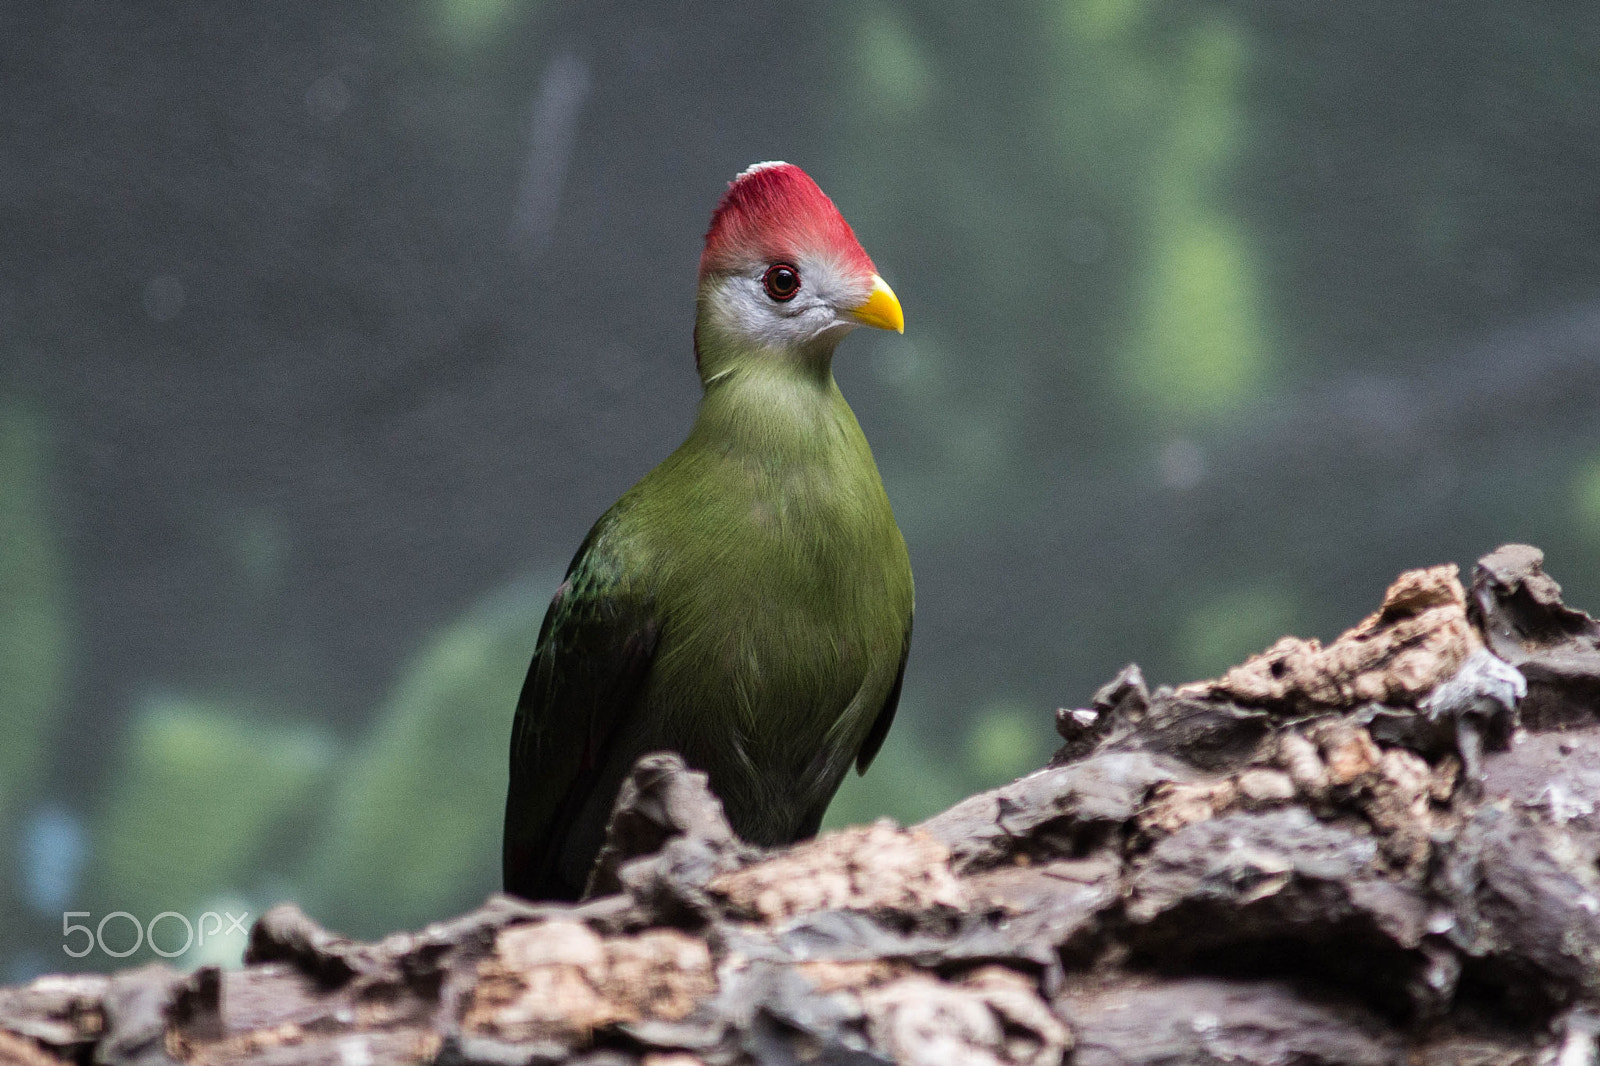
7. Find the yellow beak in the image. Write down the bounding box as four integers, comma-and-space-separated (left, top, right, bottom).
844, 274, 905, 334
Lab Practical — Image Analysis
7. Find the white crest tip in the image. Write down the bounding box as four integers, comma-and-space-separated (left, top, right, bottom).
736, 161, 791, 179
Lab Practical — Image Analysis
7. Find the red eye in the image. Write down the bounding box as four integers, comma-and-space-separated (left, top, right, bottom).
762, 263, 801, 301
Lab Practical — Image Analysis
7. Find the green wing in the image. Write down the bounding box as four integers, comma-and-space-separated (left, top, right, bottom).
793, 615, 912, 840
502, 520, 659, 901
854, 613, 912, 775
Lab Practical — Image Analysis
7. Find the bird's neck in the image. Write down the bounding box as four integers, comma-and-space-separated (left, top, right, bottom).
693, 305, 843, 390
686, 353, 857, 469
686, 279, 873, 469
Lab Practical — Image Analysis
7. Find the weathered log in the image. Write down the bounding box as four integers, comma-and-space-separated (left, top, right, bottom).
6, 544, 1600, 1065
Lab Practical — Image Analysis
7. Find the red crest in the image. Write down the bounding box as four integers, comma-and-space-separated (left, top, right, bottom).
699, 162, 876, 280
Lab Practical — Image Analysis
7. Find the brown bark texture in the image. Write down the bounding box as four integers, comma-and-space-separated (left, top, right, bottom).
7, 544, 1600, 1066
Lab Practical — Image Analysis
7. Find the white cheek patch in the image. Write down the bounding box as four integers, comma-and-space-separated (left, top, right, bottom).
802, 250, 872, 311
707, 279, 806, 350
706, 257, 865, 354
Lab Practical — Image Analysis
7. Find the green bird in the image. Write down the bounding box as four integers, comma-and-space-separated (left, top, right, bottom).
503, 162, 914, 901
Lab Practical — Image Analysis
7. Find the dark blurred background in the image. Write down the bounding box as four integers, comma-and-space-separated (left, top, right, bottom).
5, 0, 1600, 974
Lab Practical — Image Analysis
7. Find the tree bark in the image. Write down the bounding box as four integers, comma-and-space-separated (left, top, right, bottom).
5, 544, 1599, 1065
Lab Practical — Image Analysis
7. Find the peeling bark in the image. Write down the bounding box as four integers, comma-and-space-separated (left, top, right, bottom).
6, 545, 1600, 1065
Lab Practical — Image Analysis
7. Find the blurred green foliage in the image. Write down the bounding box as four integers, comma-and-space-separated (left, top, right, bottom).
858, 7, 935, 119
0, 407, 68, 977
1117, 18, 1269, 417
0, 409, 65, 846
92, 698, 335, 926
1177, 585, 1303, 681
302, 590, 540, 939
1573, 457, 1600, 544
52, 589, 542, 966
433, 0, 528, 50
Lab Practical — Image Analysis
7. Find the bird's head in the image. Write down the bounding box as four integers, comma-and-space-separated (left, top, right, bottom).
694, 162, 903, 385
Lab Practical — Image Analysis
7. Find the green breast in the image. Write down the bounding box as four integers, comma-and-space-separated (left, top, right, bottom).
609, 370, 913, 842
